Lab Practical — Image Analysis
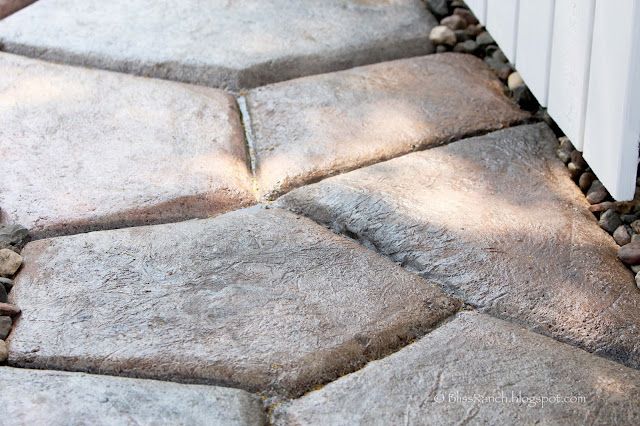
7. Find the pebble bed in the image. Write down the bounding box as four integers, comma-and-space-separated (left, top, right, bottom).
0, 221, 27, 364
426, 0, 640, 288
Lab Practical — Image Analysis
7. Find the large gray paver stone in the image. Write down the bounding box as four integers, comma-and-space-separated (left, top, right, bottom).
246, 53, 529, 200
276, 123, 640, 369
0, 53, 254, 239
0, 0, 35, 19
7, 208, 460, 397
0, 0, 436, 91
0, 367, 265, 425
275, 312, 640, 425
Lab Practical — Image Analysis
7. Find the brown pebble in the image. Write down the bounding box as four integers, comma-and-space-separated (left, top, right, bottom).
453, 8, 479, 25
586, 180, 608, 204
589, 202, 616, 213
0, 302, 20, 317
631, 220, 640, 234
567, 162, 581, 179
579, 172, 596, 192
618, 240, 640, 265
613, 225, 632, 246
466, 24, 484, 36
570, 150, 588, 169
0, 339, 7, 363
441, 15, 468, 30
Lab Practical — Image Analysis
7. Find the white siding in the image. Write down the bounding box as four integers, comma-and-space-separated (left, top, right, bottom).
515, 0, 555, 106
583, 0, 640, 200
465, 0, 487, 24
547, 0, 596, 150
486, 0, 520, 62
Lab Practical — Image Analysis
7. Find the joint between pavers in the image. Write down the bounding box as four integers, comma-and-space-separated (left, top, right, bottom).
236, 94, 260, 199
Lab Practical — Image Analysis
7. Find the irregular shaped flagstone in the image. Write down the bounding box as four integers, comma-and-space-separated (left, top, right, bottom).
246, 53, 529, 200
275, 123, 640, 369
6, 208, 459, 398
0, 0, 34, 19
0, 0, 436, 91
275, 312, 640, 425
0, 367, 265, 425
0, 53, 254, 239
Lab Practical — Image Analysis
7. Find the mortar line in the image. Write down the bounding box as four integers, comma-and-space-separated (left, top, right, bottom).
236, 95, 260, 197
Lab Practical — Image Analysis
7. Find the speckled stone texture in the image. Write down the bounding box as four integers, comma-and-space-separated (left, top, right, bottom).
274, 312, 640, 425
0, 53, 254, 239
7, 208, 459, 398
0, 0, 35, 19
246, 53, 529, 200
0, 0, 436, 91
0, 367, 266, 425
276, 123, 640, 369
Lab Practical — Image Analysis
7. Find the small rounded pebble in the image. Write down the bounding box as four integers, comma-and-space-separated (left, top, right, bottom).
454, 29, 471, 42
600, 210, 622, 233
453, 8, 479, 25
0, 249, 22, 277
636, 271, 640, 289
507, 72, 524, 90
586, 180, 608, 204
429, 25, 457, 46
441, 14, 468, 30
619, 240, 640, 265
476, 31, 495, 48
0, 316, 11, 340
466, 24, 484, 36
0, 302, 20, 317
613, 225, 631, 246
579, 172, 596, 192
0, 340, 7, 362
567, 162, 581, 179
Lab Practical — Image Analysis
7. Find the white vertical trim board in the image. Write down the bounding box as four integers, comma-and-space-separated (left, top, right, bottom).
515, 0, 555, 107
583, 0, 640, 201
547, 0, 596, 150
486, 0, 520, 63
465, 0, 487, 24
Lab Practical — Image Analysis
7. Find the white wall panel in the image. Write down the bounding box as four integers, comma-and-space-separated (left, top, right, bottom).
486, 0, 520, 63
547, 0, 595, 150
583, 0, 640, 200
515, 0, 555, 106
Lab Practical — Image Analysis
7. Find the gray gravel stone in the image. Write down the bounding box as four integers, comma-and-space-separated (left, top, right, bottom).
587, 180, 608, 204
476, 31, 495, 48
276, 123, 640, 369
614, 225, 632, 246
0, 278, 11, 293
0, 224, 29, 251
8, 208, 459, 398
0, 316, 11, 340
0, 367, 266, 425
247, 54, 528, 200
622, 214, 638, 224
0, 53, 254, 239
275, 312, 640, 425
0, 0, 436, 91
425, 0, 448, 19
600, 209, 622, 233
0, 285, 6, 304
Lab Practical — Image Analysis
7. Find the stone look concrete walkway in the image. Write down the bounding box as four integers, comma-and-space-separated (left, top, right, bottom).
1, 1, 639, 425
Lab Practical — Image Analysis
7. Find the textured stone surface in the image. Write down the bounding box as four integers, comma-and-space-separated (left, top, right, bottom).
7, 208, 459, 397
0, 0, 436, 91
246, 53, 528, 200
276, 123, 640, 369
0, 367, 265, 425
0, 0, 35, 19
0, 53, 254, 239
275, 312, 640, 425
0, 249, 21, 277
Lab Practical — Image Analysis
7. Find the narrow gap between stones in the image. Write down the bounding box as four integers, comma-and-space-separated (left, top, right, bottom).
236, 94, 260, 198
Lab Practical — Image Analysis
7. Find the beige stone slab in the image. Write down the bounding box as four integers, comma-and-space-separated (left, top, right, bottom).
246, 53, 529, 200
276, 123, 640, 369
275, 312, 640, 425
7, 208, 459, 398
0, 53, 254, 239
0, 367, 265, 425
0, 0, 436, 91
